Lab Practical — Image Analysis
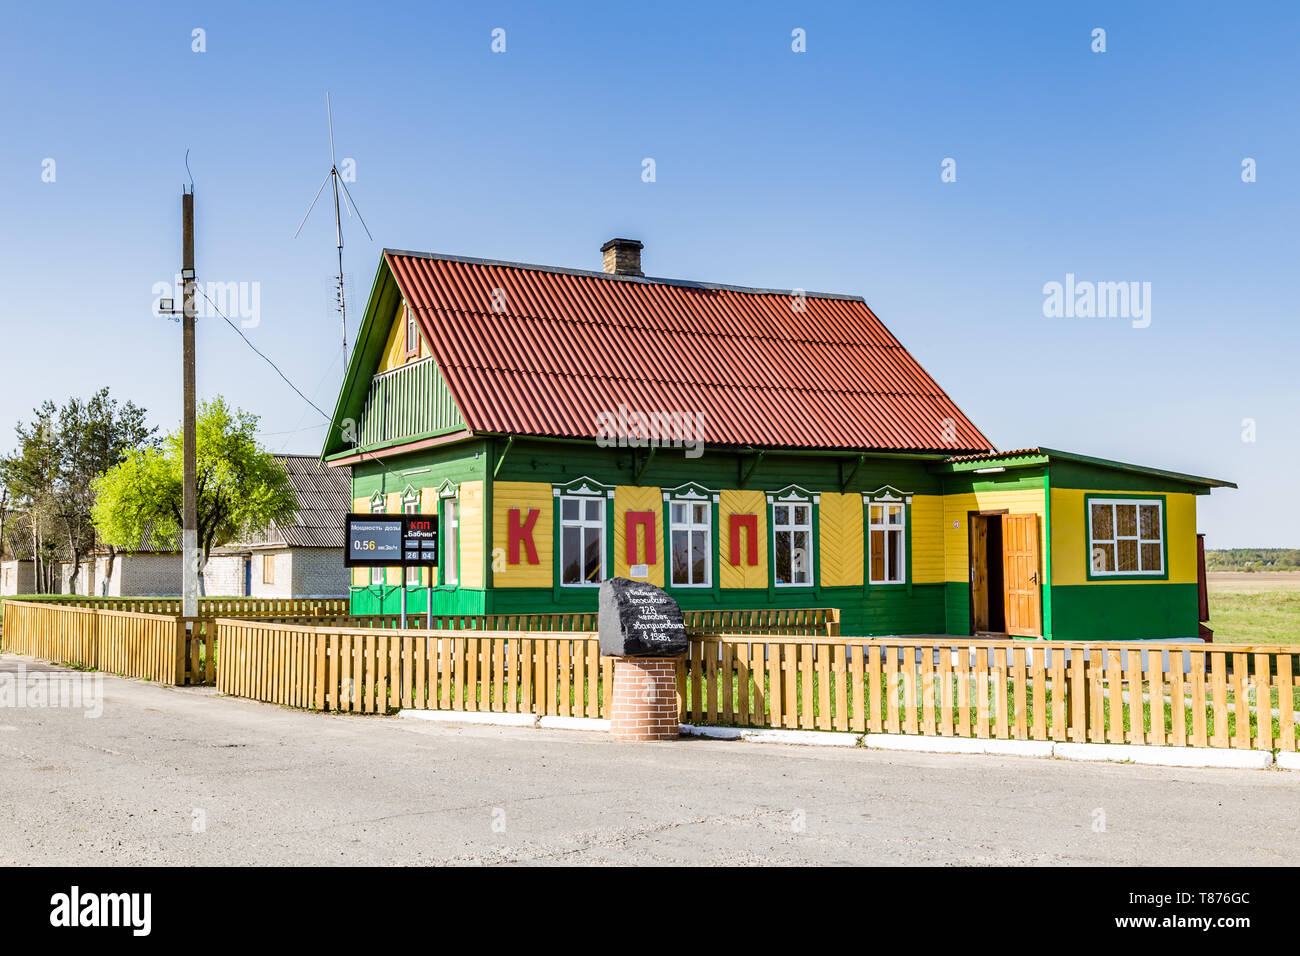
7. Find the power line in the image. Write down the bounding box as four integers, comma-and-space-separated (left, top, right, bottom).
200, 289, 391, 474
200, 289, 333, 423
255, 423, 328, 437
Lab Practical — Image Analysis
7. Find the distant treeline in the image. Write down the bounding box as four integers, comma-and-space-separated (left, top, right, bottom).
1206, 549, 1300, 571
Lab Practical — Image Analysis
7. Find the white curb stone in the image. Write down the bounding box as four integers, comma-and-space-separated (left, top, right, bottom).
400, 710, 1283, 771
864, 734, 1053, 758
399, 710, 538, 728
679, 724, 858, 747
1053, 742, 1272, 769
1273, 751, 1300, 771
679, 724, 744, 740
537, 716, 610, 732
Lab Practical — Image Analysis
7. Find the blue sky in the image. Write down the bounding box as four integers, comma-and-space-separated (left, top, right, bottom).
2, 1, 1296, 547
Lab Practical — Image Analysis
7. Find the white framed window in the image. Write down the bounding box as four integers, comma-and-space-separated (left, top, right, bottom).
771, 497, 814, 587
1089, 497, 1164, 576
669, 499, 712, 587
404, 305, 419, 355
559, 495, 605, 587
442, 495, 459, 586
868, 501, 906, 584
403, 488, 422, 587
370, 492, 386, 586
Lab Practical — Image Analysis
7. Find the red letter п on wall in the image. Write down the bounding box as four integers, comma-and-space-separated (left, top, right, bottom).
507, 508, 540, 565
729, 514, 758, 566
625, 511, 657, 565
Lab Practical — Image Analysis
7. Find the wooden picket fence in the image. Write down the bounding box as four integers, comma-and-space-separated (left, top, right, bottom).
288, 607, 840, 636
2, 600, 186, 684
3, 600, 840, 691
2, 601, 100, 668
97, 609, 186, 684
215, 620, 609, 717
682, 636, 1300, 752
13, 595, 1294, 754
213, 620, 1300, 752
7, 595, 349, 618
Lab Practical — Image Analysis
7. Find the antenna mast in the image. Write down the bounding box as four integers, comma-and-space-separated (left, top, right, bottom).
294, 92, 372, 367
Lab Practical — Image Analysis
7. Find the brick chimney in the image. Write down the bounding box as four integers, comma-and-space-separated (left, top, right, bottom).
600, 238, 643, 277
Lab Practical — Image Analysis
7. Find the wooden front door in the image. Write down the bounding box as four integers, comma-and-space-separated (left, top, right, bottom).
1002, 514, 1042, 637
969, 517, 990, 632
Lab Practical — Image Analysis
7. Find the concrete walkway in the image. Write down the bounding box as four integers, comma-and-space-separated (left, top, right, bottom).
1, 653, 1296, 866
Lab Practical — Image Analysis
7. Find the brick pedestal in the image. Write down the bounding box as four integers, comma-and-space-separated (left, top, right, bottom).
609, 656, 682, 741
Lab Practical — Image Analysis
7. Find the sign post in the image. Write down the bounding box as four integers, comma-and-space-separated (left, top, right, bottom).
346, 514, 439, 629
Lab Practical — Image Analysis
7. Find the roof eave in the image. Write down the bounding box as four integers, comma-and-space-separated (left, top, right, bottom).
1036, 447, 1237, 489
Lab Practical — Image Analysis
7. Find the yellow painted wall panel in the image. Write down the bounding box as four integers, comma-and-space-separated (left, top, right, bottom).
459, 481, 484, 589
818, 493, 863, 588
1051, 488, 1197, 586
377, 301, 408, 372
718, 489, 768, 589
910, 494, 945, 583
942, 489, 1046, 582
491, 481, 553, 589
614, 486, 664, 586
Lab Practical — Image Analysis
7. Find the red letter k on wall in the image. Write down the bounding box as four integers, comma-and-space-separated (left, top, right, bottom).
508, 508, 540, 564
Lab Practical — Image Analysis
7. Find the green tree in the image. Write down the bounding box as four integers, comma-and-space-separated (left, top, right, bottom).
91, 397, 296, 593
1, 389, 155, 594
55, 388, 156, 593
2, 401, 62, 592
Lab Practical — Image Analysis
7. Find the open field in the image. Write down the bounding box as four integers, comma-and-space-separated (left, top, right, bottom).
1207, 573, 1300, 645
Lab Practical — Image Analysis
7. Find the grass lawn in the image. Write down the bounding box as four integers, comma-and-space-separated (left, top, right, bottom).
1207, 573, 1300, 645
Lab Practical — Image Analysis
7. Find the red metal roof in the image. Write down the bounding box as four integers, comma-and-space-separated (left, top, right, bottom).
385, 250, 993, 454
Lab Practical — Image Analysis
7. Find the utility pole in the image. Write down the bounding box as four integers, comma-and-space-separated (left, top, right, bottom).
181, 189, 198, 618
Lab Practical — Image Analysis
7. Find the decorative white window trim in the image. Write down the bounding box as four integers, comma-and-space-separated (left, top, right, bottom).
867, 500, 907, 585
661, 481, 719, 505
668, 494, 712, 588
442, 494, 460, 587
767, 483, 819, 506
546, 473, 611, 496
557, 490, 607, 588
863, 485, 913, 505
770, 492, 815, 588
435, 478, 458, 499
369, 490, 386, 514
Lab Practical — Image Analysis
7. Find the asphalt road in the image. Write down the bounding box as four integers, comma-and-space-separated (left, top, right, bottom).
2, 653, 1297, 866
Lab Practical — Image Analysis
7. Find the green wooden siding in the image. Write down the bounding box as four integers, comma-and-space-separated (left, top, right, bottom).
350, 585, 488, 617
341, 437, 1208, 642
358, 358, 464, 449
1050, 583, 1199, 641
492, 438, 944, 497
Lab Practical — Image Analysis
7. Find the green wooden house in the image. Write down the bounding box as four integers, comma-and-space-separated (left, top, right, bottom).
322, 240, 1233, 640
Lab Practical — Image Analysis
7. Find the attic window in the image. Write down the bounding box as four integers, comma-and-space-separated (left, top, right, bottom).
404, 306, 419, 357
